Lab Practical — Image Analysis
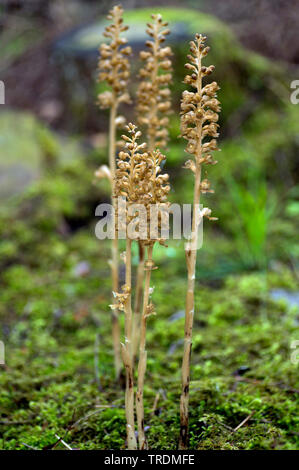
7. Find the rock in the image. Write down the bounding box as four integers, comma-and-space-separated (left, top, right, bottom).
169, 310, 185, 322
0, 111, 41, 200
54, 7, 236, 58
73, 261, 91, 278
270, 289, 299, 309
167, 338, 184, 356
0, 110, 83, 201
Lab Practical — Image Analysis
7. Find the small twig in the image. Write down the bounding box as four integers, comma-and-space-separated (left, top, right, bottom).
151, 392, 160, 415
51, 436, 65, 450
233, 411, 255, 432
54, 434, 73, 450
94, 333, 102, 390
151, 390, 161, 415
217, 421, 234, 432
70, 409, 104, 429
94, 404, 118, 408
22, 443, 39, 450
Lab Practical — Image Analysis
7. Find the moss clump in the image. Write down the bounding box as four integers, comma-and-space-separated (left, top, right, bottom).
0, 204, 298, 449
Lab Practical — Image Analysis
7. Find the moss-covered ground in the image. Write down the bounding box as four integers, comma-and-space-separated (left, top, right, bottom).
0, 179, 298, 449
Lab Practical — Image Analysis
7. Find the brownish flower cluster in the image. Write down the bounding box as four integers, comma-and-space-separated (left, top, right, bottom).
115, 123, 170, 243
97, 4, 131, 110
110, 284, 130, 312
137, 14, 172, 150
180, 33, 220, 220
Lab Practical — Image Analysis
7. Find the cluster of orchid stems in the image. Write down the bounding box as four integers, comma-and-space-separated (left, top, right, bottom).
96, 4, 220, 450
112, 124, 170, 449
110, 126, 171, 449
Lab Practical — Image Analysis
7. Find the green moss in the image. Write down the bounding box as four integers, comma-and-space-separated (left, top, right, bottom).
0, 7, 298, 450
0, 206, 298, 449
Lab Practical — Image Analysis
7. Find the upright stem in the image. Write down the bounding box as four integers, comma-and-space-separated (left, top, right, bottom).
148, 21, 159, 152
121, 238, 137, 450
179, 51, 203, 450
136, 244, 153, 450
132, 241, 145, 362
109, 98, 122, 381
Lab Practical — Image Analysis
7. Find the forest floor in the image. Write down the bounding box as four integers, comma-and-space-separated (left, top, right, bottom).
0, 3, 298, 451
0, 219, 298, 449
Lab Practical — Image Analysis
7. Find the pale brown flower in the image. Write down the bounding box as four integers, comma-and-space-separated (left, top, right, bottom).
94, 164, 112, 182
115, 123, 170, 244
137, 14, 173, 150
110, 284, 131, 311
97, 4, 131, 116
180, 33, 221, 220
